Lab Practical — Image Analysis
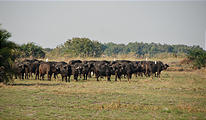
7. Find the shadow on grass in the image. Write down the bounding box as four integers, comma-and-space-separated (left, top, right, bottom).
10, 83, 66, 86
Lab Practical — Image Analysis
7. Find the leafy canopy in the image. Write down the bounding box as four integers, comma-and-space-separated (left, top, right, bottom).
20, 42, 45, 58
0, 25, 18, 83
62, 37, 104, 57
187, 48, 206, 69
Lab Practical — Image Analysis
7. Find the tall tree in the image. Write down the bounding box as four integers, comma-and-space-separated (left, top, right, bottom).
0, 25, 18, 83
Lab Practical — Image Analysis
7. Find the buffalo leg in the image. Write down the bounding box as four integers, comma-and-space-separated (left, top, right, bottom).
85, 73, 88, 80
21, 73, 24, 80
65, 76, 67, 82
128, 74, 132, 82
83, 74, 86, 80
96, 76, 99, 81
62, 76, 64, 82
107, 76, 111, 81
88, 72, 92, 78
68, 75, 71, 82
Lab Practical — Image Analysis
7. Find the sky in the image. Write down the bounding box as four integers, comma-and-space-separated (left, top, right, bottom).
0, 0, 206, 49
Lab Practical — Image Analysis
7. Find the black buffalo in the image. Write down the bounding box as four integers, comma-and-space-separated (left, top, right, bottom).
59, 64, 72, 82
94, 62, 112, 81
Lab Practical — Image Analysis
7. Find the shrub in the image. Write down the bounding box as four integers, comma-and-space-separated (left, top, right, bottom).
187, 49, 206, 69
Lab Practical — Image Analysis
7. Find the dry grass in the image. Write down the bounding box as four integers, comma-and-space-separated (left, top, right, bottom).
0, 69, 206, 119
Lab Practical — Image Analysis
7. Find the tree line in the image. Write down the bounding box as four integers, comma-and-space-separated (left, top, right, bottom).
49, 37, 203, 58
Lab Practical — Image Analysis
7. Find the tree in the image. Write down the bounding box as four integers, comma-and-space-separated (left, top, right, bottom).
103, 42, 127, 56
20, 42, 45, 58
0, 25, 18, 83
62, 37, 104, 57
44, 48, 53, 53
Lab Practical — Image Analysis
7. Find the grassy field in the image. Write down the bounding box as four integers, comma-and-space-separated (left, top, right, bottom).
0, 69, 206, 119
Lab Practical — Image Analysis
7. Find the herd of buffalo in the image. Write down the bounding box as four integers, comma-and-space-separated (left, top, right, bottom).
12, 59, 169, 82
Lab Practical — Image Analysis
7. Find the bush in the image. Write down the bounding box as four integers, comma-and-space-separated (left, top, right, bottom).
187, 49, 206, 69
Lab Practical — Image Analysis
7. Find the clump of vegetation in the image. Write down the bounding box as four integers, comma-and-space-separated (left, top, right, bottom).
50, 37, 104, 57
20, 42, 45, 58
187, 48, 206, 69
0, 25, 18, 84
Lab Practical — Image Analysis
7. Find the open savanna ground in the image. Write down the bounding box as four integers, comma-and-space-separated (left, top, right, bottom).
0, 69, 206, 120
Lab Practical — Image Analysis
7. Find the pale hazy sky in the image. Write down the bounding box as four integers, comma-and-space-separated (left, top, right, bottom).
0, 0, 206, 48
